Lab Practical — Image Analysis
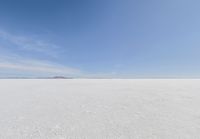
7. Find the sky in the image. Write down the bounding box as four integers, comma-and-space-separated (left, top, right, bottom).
0, 0, 200, 78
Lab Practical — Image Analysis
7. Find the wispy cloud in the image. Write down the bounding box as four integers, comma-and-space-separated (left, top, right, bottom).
0, 29, 82, 77
0, 55, 81, 77
0, 30, 60, 57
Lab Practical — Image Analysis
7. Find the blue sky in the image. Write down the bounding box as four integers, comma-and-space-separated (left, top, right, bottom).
0, 0, 200, 78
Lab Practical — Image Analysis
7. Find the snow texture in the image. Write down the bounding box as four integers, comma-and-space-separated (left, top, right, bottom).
0, 79, 200, 139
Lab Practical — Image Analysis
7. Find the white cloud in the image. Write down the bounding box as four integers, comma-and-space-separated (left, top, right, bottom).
0, 30, 60, 57
0, 56, 81, 77
0, 30, 81, 77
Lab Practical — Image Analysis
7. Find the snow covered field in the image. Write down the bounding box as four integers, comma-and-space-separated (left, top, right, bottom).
0, 79, 200, 139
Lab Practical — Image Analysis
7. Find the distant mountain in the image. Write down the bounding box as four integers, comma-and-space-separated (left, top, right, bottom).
52, 76, 73, 79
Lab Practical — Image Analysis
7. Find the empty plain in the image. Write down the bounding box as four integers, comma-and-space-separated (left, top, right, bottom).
0, 79, 200, 139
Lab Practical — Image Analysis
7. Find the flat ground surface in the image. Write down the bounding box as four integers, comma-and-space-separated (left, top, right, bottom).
0, 79, 200, 139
